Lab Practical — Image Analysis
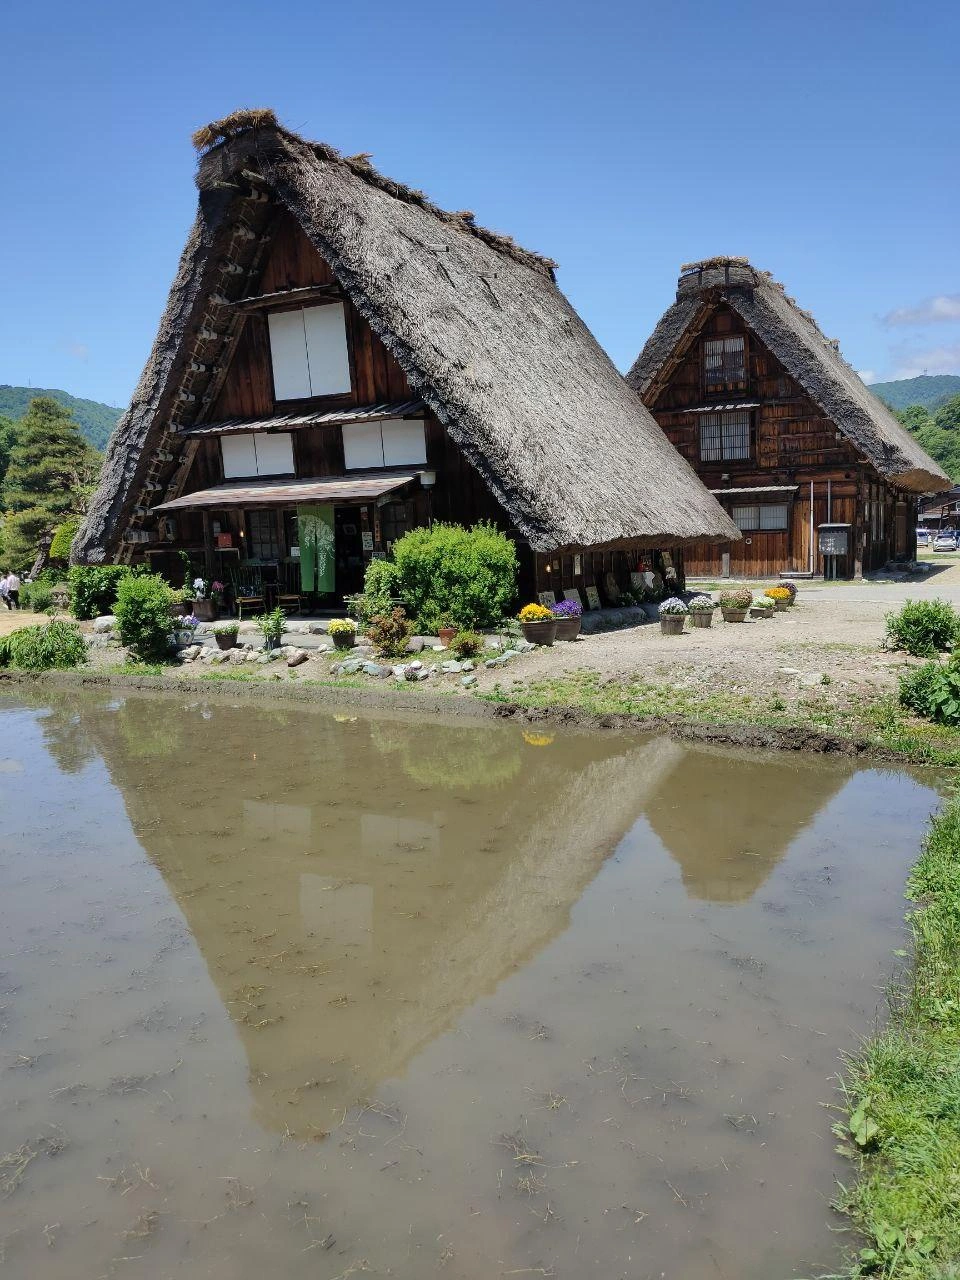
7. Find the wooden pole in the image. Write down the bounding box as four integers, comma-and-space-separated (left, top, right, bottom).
202, 510, 216, 579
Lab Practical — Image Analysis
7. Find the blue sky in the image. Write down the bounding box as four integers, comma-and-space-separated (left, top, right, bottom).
2, 0, 958, 409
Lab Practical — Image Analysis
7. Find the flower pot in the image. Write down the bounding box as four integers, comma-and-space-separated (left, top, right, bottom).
215, 632, 237, 651
438, 627, 456, 647
553, 616, 582, 641
750, 607, 774, 620
659, 614, 686, 635
169, 601, 190, 619
773, 598, 789, 612
192, 599, 218, 622
689, 611, 713, 628
721, 608, 749, 623
331, 631, 356, 650
521, 619, 558, 646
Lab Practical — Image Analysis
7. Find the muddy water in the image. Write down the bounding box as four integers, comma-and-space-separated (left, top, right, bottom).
0, 692, 942, 1279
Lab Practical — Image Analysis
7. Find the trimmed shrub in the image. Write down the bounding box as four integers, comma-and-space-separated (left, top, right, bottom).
114, 574, 174, 662
7, 620, 87, 671
49, 518, 80, 562
368, 606, 413, 658
391, 522, 518, 632
885, 599, 960, 657
346, 558, 400, 626
450, 630, 483, 659
68, 564, 131, 620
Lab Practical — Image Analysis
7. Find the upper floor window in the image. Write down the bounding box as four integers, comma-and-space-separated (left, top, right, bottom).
732, 503, 789, 532
267, 303, 352, 400
342, 419, 427, 470
703, 335, 745, 386
699, 411, 750, 462
222, 431, 295, 479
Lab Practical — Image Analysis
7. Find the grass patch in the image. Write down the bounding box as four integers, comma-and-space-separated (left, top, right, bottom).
831, 796, 960, 1277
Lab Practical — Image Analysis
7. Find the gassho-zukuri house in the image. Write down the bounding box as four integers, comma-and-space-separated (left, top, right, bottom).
628, 257, 949, 580
73, 110, 738, 607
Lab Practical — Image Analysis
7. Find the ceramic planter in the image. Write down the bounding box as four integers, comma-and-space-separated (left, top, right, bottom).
553, 616, 582, 641
773, 598, 789, 611
192, 599, 218, 622
721, 608, 749, 623
521, 619, 558, 646
215, 632, 237, 651
750, 607, 775, 620
331, 631, 356, 650
689, 611, 713, 628
438, 627, 456, 647
659, 614, 686, 635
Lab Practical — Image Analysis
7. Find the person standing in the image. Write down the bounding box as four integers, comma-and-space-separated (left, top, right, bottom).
0, 574, 10, 610
6, 571, 20, 610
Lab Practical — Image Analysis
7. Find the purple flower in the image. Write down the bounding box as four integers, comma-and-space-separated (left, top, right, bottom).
550, 598, 583, 618
181, 614, 200, 629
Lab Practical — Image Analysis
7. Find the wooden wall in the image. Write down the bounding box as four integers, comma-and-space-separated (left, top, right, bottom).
648, 302, 917, 578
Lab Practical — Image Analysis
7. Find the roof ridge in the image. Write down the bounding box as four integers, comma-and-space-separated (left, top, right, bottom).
192, 108, 558, 276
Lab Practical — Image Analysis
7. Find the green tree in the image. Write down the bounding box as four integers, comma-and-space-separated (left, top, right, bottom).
896, 403, 960, 481
934, 393, 960, 434
2, 397, 101, 570
0, 415, 20, 491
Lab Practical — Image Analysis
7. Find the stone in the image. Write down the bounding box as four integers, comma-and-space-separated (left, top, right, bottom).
230, 648, 247, 664
778, 667, 802, 676
93, 615, 116, 633
362, 661, 391, 677
440, 660, 463, 674
460, 674, 478, 688
287, 650, 309, 668
391, 664, 409, 678
461, 660, 475, 672
409, 659, 423, 670
514, 639, 535, 653
182, 644, 202, 662
206, 650, 228, 665
307, 623, 328, 635
416, 669, 431, 681
285, 622, 310, 635
403, 666, 421, 682
405, 636, 425, 654
501, 649, 520, 660
800, 671, 825, 687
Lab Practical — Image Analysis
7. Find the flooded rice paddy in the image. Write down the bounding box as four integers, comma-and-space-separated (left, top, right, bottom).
0, 690, 943, 1279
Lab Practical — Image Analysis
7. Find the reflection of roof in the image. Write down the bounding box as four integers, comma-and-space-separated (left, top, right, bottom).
154, 470, 418, 510
644, 745, 850, 903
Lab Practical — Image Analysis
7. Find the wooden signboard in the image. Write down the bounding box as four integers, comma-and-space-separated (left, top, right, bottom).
538, 590, 557, 606
585, 586, 601, 611
563, 588, 585, 607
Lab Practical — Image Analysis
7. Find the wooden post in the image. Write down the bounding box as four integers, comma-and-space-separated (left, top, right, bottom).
202, 510, 216, 579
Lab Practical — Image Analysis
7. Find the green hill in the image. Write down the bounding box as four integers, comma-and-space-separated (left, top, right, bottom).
0, 385, 123, 451
870, 374, 960, 412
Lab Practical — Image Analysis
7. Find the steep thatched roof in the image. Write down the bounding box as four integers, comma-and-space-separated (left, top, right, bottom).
74, 110, 738, 561
628, 258, 949, 494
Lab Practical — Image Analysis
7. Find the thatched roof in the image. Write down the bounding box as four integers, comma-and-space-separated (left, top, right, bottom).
74, 110, 738, 561
628, 258, 949, 494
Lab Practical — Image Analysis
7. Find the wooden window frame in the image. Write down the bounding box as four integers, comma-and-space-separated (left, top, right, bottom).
702, 334, 747, 391
731, 502, 789, 532
245, 508, 285, 562
699, 411, 752, 463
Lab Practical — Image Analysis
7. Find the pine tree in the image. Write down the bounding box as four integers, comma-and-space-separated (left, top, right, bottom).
2, 397, 101, 570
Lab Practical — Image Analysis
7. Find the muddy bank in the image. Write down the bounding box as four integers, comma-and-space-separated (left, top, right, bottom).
0, 666, 886, 759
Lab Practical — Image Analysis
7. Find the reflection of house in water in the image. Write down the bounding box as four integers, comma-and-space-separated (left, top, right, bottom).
67, 694, 682, 1135
643, 746, 849, 902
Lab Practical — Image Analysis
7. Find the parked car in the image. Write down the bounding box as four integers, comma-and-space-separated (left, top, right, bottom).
933, 531, 958, 552
916, 528, 932, 547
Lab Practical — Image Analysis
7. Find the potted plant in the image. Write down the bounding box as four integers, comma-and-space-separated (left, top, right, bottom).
765, 586, 792, 612
191, 577, 220, 622
213, 620, 240, 651
256, 607, 286, 651
779, 581, 798, 606
437, 614, 457, 648
175, 613, 200, 645
550, 597, 583, 641
687, 594, 717, 628
518, 602, 558, 646
750, 596, 776, 619
719, 588, 753, 622
328, 618, 357, 650
658, 597, 688, 635
169, 585, 193, 618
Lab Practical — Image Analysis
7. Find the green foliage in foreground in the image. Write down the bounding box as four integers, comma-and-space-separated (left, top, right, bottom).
885, 600, 960, 658
67, 564, 131, 619
2, 620, 87, 671
390, 521, 519, 632
833, 797, 960, 1277
114, 573, 173, 663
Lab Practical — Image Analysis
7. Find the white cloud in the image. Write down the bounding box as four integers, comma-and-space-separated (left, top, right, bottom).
888, 341, 960, 380
882, 294, 960, 327
857, 369, 878, 384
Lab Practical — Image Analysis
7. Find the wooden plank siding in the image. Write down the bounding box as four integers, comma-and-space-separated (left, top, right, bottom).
647, 303, 919, 579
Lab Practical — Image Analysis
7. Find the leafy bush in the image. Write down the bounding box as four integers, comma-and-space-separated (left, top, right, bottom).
899, 657, 960, 727
346, 559, 401, 626
391, 522, 518, 632
256, 608, 286, 647
67, 564, 131, 620
368, 606, 412, 658
885, 599, 960, 657
49, 518, 80, 562
450, 630, 483, 659
114, 574, 174, 662
22, 582, 54, 613
7, 620, 87, 671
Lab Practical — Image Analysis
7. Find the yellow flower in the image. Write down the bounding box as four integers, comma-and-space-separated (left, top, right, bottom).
765, 587, 791, 600
519, 603, 553, 623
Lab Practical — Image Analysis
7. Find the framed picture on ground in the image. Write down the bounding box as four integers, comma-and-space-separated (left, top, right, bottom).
563, 588, 585, 608
538, 590, 557, 606
585, 586, 601, 610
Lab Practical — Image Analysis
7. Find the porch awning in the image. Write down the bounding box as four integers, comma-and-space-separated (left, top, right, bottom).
180, 400, 425, 437
153, 471, 420, 512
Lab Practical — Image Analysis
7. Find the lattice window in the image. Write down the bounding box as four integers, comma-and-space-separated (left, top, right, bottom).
731, 504, 788, 532
247, 509, 283, 561
699, 411, 751, 462
703, 335, 745, 386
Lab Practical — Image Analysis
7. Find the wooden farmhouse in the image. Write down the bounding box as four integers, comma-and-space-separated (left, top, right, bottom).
74, 110, 737, 608
628, 258, 949, 579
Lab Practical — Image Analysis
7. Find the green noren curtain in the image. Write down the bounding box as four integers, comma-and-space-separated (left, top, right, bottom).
297, 505, 335, 594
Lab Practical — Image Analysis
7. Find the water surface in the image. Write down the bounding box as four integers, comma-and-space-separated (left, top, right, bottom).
0, 691, 941, 1279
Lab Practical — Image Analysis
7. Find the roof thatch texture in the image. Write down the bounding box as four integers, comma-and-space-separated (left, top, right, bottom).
628, 258, 949, 494
74, 111, 738, 561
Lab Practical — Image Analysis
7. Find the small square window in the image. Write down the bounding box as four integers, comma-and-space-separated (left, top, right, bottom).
703, 335, 745, 385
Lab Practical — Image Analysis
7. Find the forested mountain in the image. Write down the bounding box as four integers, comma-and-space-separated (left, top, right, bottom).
870, 374, 960, 412
0, 386, 122, 451
893, 395, 960, 482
